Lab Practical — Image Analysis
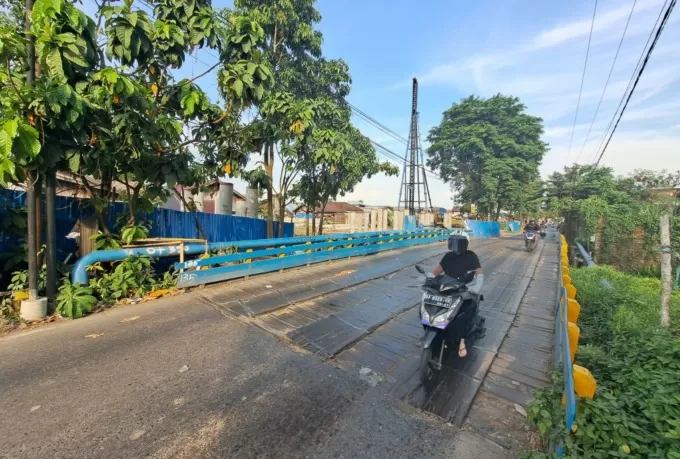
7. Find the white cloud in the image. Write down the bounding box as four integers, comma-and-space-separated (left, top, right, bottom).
529, 0, 663, 51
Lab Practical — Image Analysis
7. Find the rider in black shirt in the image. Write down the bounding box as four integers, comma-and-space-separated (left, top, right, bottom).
524, 219, 540, 232
431, 234, 483, 358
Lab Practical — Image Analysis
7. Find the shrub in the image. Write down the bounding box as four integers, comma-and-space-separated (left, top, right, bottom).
92, 256, 155, 302
56, 280, 98, 319
571, 266, 680, 346
526, 332, 680, 458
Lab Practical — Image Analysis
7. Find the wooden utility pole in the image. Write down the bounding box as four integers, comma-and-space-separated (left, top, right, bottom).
660, 213, 672, 328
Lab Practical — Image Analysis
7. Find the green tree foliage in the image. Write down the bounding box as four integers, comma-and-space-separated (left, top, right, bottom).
294, 123, 398, 234
234, 0, 354, 237
427, 94, 548, 219
545, 165, 679, 265
0, 0, 273, 233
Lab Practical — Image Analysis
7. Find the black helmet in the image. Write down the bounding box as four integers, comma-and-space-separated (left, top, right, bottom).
448, 234, 469, 253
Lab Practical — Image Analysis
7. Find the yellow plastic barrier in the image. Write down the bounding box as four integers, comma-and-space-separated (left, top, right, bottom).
562, 274, 572, 286
573, 365, 597, 399
567, 322, 580, 363
14, 291, 28, 311
567, 299, 581, 323
566, 284, 577, 300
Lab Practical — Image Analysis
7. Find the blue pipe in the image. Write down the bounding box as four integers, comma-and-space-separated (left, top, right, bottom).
575, 242, 612, 289
71, 229, 439, 285
575, 242, 595, 267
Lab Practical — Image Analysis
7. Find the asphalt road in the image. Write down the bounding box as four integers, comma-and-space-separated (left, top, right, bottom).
0, 238, 528, 459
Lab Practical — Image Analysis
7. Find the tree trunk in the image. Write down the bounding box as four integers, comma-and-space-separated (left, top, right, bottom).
124, 177, 135, 225
278, 197, 285, 238
318, 210, 325, 235
660, 213, 672, 328
312, 213, 316, 235
174, 190, 208, 242
264, 144, 274, 238
318, 195, 330, 235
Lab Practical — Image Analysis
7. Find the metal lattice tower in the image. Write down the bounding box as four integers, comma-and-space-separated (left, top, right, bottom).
398, 78, 433, 215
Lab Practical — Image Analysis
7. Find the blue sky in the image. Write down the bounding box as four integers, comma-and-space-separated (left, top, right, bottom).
82, 0, 680, 207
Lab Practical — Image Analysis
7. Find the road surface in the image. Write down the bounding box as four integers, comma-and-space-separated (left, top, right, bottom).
0, 234, 558, 458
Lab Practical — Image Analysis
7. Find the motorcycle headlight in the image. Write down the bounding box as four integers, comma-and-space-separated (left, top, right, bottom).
431, 297, 462, 327
420, 299, 430, 323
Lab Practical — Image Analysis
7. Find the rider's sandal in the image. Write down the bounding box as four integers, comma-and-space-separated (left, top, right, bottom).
458, 339, 467, 358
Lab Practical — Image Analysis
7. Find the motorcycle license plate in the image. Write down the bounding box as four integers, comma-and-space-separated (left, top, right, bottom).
424, 293, 454, 308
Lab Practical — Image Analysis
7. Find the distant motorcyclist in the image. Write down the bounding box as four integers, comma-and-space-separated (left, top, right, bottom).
524, 219, 540, 232
431, 234, 483, 358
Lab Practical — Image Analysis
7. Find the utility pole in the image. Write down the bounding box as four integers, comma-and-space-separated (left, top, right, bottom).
20, 0, 47, 320
46, 170, 57, 299
660, 213, 672, 328
25, 0, 37, 301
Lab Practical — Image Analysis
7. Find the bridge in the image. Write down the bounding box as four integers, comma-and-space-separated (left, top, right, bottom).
0, 232, 559, 458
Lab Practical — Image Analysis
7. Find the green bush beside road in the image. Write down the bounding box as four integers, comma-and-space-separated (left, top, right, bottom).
523, 266, 680, 459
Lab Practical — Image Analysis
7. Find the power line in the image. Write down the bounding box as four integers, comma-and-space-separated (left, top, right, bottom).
593, 0, 676, 166
588, 0, 669, 164
348, 103, 409, 144
566, 0, 598, 164
369, 139, 442, 181
588, 2, 668, 165
576, 0, 638, 163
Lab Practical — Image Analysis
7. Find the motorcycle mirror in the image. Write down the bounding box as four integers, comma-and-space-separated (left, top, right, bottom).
415, 265, 425, 274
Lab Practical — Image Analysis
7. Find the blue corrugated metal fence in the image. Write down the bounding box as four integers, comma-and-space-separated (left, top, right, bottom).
506, 221, 521, 232
0, 190, 293, 261
465, 220, 501, 238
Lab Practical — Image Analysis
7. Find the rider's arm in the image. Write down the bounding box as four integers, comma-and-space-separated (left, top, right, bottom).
432, 264, 444, 276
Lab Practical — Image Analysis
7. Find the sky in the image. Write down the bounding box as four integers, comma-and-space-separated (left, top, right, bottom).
82, 0, 680, 207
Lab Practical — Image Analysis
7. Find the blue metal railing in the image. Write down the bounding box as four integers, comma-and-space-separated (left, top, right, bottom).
71, 230, 418, 285
174, 229, 449, 288
554, 241, 577, 456
72, 221, 504, 287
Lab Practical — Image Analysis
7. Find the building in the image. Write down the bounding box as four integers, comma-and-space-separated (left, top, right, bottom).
162, 180, 247, 216
6, 171, 134, 200
311, 202, 365, 225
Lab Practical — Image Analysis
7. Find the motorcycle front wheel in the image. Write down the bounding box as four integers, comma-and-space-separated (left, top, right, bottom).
419, 347, 434, 383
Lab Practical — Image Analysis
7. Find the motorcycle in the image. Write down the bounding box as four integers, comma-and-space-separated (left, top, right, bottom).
414, 265, 485, 384
524, 231, 537, 252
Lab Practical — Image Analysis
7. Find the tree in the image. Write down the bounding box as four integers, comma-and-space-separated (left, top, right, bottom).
543, 165, 640, 215
294, 123, 398, 235
1, 0, 274, 235
234, 0, 351, 238
426, 94, 547, 220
